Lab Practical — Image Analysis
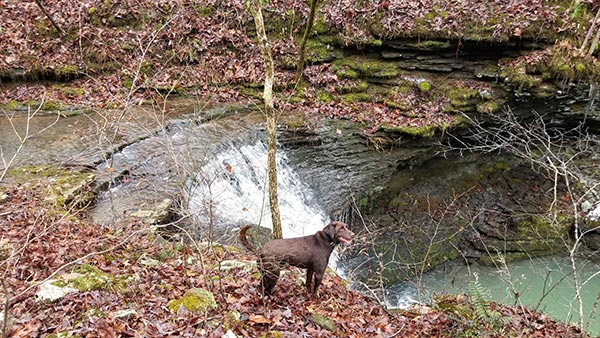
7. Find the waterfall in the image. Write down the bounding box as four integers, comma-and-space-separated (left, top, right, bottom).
186, 139, 345, 271
187, 139, 331, 238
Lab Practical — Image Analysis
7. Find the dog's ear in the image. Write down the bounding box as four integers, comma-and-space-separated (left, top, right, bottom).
323, 222, 336, 240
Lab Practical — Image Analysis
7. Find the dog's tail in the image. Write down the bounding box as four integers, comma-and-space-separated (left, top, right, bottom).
238, 225, 257, 252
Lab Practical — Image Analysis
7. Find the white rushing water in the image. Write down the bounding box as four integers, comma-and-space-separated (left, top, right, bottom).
188, 140, 330, 237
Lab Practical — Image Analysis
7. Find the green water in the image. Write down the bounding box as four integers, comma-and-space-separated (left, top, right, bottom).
407, 256, 600, 336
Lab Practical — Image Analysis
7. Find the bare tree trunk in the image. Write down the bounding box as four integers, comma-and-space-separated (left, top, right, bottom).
296, 0, 319, 82
580, 8, 600, 54
33, 0, 64, 36
248, 0, 283, 239
587, 25, 600, 57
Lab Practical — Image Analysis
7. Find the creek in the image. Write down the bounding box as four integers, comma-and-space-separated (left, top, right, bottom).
1, 96, 599, 334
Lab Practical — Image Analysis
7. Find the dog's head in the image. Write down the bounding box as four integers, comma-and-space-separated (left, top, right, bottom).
323, 221, 355, 245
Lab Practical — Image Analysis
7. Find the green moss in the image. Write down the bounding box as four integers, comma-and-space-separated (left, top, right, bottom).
500, 65, 539, 89
476, 101, 500, 114
167, 288, 217, 313
418, 80, 431, 92
370, 39, 383, 47
312, 15, 329, 35
333, 56, 398, 79
306, 39, 336, 63
342, 92, 372, 103
411, 40, 450, 49
317, 89, 336, 103
385, 100, 408, 110
56, 65, 81, 78
224, 310, 241, 329
54, 264, 136, 293
20, 100, 67, 111
444, 85, 484, 111
435, 295, 473, 319
52, 84, 85, 98
337, 80, 369, 94
381, 123, 436, 138
1, 100, 20, 110
447, 86, 479, 101
333, 65, 359, 80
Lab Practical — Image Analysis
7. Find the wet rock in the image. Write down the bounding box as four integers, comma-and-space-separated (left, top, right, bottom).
4, 165, 96, 208
131, 198, 175, 225
346, 154, 574, 285
582, 218, 600, 252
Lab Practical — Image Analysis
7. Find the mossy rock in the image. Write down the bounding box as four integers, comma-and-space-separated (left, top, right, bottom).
435, 295, 473, 319
380, 123, 437, 138
0, 100, 21, 110
4, 165, 96, 208
341, 92, 372, 103
472, 214, 570, 263
409, 40, 451, 50
310, 313, 337, 332
52, 84, 86, 98
418, 80, 431, 92
476, 100, 501, 114
167, 288, 217, 313
316, 89, 336, 103
474, 63, 500, 79
51, 264, 137, 293
500, 66, 541, 91
337, 80, 369, 94
333, 56, 398, 79
218, 259, 256, 271
305, 39, 337, 63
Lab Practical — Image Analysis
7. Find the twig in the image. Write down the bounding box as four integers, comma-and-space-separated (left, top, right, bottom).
1, 278, 9, 338
33, 0, 64, 36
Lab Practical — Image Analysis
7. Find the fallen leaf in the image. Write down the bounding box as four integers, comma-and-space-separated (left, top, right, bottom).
249, 314, 271, 325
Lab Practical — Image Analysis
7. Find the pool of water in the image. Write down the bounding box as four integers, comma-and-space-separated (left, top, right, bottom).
387, 256, 600, 335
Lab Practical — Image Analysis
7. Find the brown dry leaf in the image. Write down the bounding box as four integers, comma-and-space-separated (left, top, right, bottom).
249, 314, 271, 325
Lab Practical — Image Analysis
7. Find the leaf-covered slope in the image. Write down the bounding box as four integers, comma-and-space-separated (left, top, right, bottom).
0, 178, 590, 337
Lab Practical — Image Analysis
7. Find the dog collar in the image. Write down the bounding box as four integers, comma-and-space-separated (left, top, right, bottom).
324, 231, 337, 247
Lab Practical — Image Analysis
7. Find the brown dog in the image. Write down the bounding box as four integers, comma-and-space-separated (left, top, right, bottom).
238, 221, 355, 295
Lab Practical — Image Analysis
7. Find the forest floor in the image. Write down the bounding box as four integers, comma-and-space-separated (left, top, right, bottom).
0, 175, 591, 337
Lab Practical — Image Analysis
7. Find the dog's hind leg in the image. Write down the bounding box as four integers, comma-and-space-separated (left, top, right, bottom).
306, 267, 314, 293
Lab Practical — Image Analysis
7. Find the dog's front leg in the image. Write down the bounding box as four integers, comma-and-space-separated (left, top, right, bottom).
312, 270, 324, 295
261, 268, 280, 295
